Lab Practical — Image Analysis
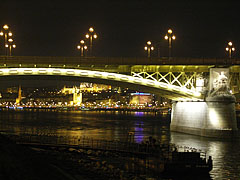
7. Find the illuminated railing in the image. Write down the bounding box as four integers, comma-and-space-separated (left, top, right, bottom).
0, 56, 238, 65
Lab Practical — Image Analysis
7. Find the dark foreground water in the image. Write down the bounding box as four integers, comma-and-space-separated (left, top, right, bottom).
0, 109, 239, 179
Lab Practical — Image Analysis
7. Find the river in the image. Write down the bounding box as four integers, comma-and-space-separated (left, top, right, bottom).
0, 109, 239, 179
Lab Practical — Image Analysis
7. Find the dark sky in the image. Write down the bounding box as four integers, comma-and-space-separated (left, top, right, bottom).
0, 0, 240, 58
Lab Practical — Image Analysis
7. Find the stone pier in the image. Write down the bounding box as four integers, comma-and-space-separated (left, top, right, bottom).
170, 68, 239, 138
171, 98, 238, 138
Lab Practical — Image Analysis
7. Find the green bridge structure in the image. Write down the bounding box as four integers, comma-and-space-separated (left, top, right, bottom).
0, 56, 240, 138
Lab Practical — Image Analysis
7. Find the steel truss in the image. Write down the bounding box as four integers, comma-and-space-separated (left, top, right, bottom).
131, 71, 198, 91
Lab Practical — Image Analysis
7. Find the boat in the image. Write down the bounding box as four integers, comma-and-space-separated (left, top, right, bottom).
158, 147, 212, 176
162, 151, 212, 174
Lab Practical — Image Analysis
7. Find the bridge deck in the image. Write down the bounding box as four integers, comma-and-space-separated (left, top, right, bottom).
0, 56, 239, 65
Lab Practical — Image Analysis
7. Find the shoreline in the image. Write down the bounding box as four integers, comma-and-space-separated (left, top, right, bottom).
0, 134, 155, 180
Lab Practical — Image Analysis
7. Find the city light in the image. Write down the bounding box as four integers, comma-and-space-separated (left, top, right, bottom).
0, 67, 202, 101
89, 27, 94, 32
225, 41, 235, 59
0, 25, 16, 56
164, 28, 176, 58
85, 26, 97, 56
3, 24, 9, 30
144, 40, 154, 58
77, 40, 87, 56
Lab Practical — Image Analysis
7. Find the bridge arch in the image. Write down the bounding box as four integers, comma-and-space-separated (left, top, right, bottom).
0, 68, 202, 101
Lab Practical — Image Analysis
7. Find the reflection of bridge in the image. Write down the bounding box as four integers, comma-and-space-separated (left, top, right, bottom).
1, 56, 240, 138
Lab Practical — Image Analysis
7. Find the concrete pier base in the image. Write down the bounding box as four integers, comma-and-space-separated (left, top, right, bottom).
170, 96, 238, 138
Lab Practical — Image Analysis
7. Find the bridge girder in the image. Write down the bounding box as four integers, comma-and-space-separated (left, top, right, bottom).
0, 68, 202, 101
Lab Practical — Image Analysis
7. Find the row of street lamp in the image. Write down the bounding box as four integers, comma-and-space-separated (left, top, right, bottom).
77, 27, 175, 58
145, 29, 236, 59
0, 25, 237, 58
0, 24, 16, 56
77, 27, 98, 56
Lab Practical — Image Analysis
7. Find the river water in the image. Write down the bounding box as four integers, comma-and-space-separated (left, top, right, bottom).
0, 109, 239, 179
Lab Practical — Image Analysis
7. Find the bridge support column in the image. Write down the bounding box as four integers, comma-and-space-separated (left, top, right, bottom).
171, 98, 238, 138
171, 68, 239, 139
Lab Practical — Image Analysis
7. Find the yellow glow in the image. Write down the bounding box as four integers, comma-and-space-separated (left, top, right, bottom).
144, 46, 148, 50
147, 41, 151, 45
164, 35, 168, 40
196, 78, 204, 87
226, 47, 229, 51
93, 34, 97, 39
3, 25, 9, 30
172, 35, 176, 40
228, 42, 232, 46
209, 108, 220, 128
86, 34, 89, 38
0, 67, 202, 101
89, 27, 94, 32
77, 45, 81, 49
80, 40, 84, 44
84, 45, 87, 49
232, 47, 235, 51
151, 46, 154, 50
13, 44, 16, 48
8, 38, 13, 42
168, 29, 172, 34
5, 44, 8, 47
8, 32, 12, 36
167, 84, 173, 89
0, 31, 3, 36
193, 92, 201, 97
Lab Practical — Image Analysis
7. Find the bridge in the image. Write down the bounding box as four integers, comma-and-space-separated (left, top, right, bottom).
0, 56, 240, 138
1, 56, 240, 100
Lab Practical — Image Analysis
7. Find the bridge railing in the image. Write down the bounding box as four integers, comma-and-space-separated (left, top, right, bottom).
0, 56, 239, 65
6, 133, 205, 158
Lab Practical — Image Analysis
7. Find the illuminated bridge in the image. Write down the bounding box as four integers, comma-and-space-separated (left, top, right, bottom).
1, 56, 240, 101
0, 56, 240, 138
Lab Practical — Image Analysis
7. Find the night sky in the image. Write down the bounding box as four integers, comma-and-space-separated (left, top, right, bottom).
0, 0, 240, 58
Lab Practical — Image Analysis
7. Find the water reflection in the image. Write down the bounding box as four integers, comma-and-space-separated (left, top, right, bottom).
170, 132, 240, 179
134, 121, 144, 143
0, 110, 239, 179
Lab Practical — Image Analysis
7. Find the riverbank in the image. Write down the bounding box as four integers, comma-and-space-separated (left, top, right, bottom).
0, 134, 71, 179
0, 134, 154, 180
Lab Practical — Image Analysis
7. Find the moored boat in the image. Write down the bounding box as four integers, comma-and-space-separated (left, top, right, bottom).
156, 146, 213, 176
162, 151, 212, 175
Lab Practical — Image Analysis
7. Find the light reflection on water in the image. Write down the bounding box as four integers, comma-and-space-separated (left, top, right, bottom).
0, 109, 239, 179
134, 121, 144, 143
170, 132, 240, 180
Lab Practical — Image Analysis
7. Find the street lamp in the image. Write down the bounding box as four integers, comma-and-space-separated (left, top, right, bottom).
85, 27, 97, 56
164, 29, 176, 58
77, 40, 87, 56
0, 24, 13, 55
5, 38, 16, 56
144, 41, 154, 58
225, 41, 235, 59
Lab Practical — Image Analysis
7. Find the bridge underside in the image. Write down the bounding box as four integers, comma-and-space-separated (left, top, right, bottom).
0, 68, 202, 101
0, 75, 198, 100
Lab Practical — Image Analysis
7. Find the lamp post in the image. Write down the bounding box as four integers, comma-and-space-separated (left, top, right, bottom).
164, 29, 176, 58
225, 41, 235, 59
5, 38, 16, 56
144, 41, 154, 58
85, 27, 97, 56
0, 24, 13, 55
77, 40, 87, 56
